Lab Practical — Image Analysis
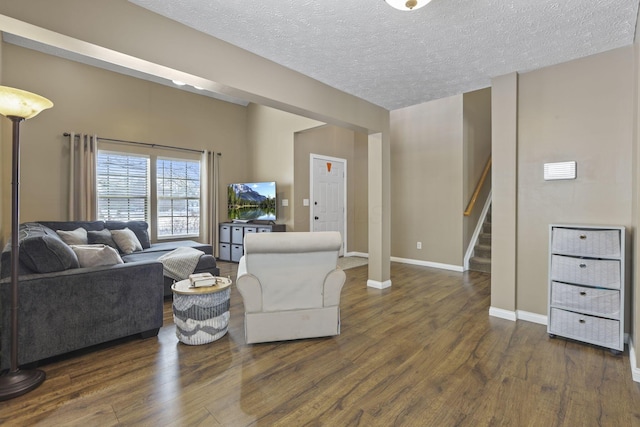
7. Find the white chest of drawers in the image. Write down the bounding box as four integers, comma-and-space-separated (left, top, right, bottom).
548, 225, 625, 353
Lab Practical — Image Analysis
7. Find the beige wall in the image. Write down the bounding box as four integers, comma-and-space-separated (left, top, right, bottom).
633, 18, 640, 371
517, 46, 634, 316
0, 0, 392, 286
633, 24, 640, 371
462, 88, 492, 250
390, 90, 491, 268
293, 124, 368, 253
390, 95, 464, 266
491, 46, 635, 323
0, 0, 387, 134
353, 131, 369, 253
1, 43, 247, 241
491, 73, 518, 313
4, 0, 639, 368
245, 104, 323, 232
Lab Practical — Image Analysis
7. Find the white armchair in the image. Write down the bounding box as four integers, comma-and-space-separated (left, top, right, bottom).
236, 231, 346, 344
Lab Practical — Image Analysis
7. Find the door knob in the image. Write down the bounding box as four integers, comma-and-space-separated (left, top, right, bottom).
315, 216, 319, 220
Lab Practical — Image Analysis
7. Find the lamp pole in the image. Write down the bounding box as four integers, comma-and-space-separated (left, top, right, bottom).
0, 115, 46, 401
0, 86, 53, 401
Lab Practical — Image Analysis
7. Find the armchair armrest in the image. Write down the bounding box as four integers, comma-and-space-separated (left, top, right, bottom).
323, 268, 346, 306
236, 256, 263, 312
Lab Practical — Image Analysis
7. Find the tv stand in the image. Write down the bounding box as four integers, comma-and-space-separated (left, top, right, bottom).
218, 222, 285, 262
250, 219, 276, 225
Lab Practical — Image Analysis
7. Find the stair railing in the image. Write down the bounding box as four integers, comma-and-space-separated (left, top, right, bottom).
464, 156, 492, 216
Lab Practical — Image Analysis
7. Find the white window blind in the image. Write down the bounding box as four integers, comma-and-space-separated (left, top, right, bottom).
157, 158, 201, 237
97, 151, 150, 221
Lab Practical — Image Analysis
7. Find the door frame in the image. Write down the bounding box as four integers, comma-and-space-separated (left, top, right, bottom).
310, 153, 347, 253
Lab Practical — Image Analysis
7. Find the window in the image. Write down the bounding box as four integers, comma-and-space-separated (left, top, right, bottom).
157, 158, 201, 237
97, 151, 149, 221
96, 149, 203, 240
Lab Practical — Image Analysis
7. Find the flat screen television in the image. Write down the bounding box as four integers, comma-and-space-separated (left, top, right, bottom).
227, 181, 277, 221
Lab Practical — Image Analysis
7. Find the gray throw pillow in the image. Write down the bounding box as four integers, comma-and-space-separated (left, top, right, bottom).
105, 221, 151, 249
56, 227, 88, 245
20, 235, 80, 273
111, 228, 143, 254
87, 229, 119, 250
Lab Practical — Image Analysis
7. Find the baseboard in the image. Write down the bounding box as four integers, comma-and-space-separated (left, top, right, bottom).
488, 306, 517, 321
344, 251, 368, 258
489, 307, 549, 325
342, 253, 462, 273
367, 279, 391, 289
390, 256, 463, 272
629, 338, 640, 383
516, 310, 548, 325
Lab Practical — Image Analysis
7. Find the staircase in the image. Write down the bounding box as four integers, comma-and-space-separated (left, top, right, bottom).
469, 207, 491, 273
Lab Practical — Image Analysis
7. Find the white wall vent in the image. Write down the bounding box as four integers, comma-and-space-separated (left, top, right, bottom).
544, 161, 576, 181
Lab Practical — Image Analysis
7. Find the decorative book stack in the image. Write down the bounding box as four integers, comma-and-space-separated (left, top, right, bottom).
189, 273, 217, 287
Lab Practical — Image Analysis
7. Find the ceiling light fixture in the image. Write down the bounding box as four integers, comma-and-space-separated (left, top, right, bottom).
172, 80, 186, 86
385, 0, 431, 11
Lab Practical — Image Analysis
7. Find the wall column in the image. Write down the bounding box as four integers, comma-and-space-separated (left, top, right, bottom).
632, 34, 640, 380
489, 73, 518, 319
367, 132, 391, 289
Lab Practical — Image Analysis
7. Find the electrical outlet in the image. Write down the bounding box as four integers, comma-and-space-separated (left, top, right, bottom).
417, 242, 422, 249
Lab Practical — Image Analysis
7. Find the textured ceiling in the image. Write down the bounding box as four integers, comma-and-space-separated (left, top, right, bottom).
127, 0, 639, 110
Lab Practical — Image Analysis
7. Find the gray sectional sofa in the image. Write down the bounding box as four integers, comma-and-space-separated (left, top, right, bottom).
0, 220, 219, 370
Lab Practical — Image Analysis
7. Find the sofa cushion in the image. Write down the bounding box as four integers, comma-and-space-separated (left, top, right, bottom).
38, 221, 105, 232
19, 223, 79, 273
111, 228, 143, 254
144, 240, 213, 255
105, 221, 151, 249
70, 244, 124, 268
87, 229, 119, 250
56, 227, 88, 245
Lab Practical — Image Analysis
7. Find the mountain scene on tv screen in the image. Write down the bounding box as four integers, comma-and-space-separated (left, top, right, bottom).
228, 183, 276, 220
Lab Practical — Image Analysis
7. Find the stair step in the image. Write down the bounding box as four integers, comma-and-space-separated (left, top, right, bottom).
468, 203, 491, 274
474, 244, 491, 258
479, 233, 492, 245
469, 256, 491, 273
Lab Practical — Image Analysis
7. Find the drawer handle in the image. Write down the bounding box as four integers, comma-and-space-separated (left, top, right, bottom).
579, 234, 587, 240
579, 263, 587, 268
579, 319, 586, 324
579, 291, 587, 296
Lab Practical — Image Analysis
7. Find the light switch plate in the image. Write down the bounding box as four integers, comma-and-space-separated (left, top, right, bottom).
282, 199, 289, 207
303, 199, 309, 206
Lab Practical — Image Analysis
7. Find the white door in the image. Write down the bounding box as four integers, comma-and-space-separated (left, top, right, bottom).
311, 154, 346, 254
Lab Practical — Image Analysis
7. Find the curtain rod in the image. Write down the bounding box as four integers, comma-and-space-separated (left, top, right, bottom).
63, 132, 211, 155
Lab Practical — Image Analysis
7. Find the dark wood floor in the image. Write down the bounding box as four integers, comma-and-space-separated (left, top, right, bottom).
2, 261, 640, 426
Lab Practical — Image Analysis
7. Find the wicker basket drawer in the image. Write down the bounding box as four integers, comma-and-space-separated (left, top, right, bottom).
551, 227, 621, 258
550, 255, 620, 289
550, 282, 620, 319
549, 308, 620, 349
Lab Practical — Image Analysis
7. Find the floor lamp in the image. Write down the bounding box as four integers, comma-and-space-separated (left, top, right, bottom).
0, 86, 53, 401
